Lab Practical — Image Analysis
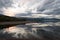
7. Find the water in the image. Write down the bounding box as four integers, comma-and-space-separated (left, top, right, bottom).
0, 22, 60, 39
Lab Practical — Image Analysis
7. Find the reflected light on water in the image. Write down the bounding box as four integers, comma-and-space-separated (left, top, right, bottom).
5, 26, 27, 34
4, 26, 28, 38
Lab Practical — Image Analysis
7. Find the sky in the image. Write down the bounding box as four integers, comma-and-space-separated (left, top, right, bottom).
0, 0, 60, 18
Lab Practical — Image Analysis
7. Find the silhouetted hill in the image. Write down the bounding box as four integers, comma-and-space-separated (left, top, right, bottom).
1, 14, 59, 22
0, 14, 26, 22
26, 18, 60, 22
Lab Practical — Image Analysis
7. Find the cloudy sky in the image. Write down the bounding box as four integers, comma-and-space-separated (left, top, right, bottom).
0, 0, 60, 18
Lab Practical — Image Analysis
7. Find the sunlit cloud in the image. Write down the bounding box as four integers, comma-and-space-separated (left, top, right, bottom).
3, 7, 16, 16
1, 0, 46, 17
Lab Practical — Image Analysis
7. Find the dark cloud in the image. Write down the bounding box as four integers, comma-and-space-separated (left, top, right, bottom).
0, 0, 13, 8
37, 0, 60, 15
0, 0, 13, 14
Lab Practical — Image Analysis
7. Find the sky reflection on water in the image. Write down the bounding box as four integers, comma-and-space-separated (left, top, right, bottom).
0, 22, 60, 39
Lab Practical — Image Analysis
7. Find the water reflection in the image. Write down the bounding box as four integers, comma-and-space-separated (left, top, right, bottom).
0, 22, 60, 40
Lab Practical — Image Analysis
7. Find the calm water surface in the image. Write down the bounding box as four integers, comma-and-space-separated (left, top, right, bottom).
0, 22, 60, 39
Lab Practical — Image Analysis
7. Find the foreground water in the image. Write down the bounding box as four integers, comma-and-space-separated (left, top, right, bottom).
0, 22, 60, 40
